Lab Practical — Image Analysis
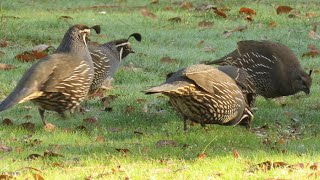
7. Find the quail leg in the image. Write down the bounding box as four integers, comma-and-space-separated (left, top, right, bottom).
38, 108, 47, 126
183, 117, 188, 131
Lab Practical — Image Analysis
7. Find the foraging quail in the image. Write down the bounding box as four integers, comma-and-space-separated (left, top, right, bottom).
145, 64, 254, 130
0, 24, 100, 125
205, 40, 312, 98
88, 33, 142, 95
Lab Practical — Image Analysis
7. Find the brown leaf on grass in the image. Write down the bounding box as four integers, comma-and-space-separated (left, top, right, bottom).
100, 94, 119, 108
0, 39, 8, 47
108, 127, 122, 133
308, 171, 320, 178
223, 26, 247, 38
214, 9, 227, 18
310, 162, 320, 171
203, 46, 216, 53
276, 6, 293, 14
269, 21, 277, 28
83, 117, 98, 124
21, 122, 35, 131
239, 7, 256, 15
0, 144, 12, 152
168, 16, 182, 23
96, 135, 106, 142
0, 63, 16, 70
134, 131, 144, 135
0, 51, 5, 57
76, 125, 87, 130
26, 153, 42, 160
198, 21, 214, 29
180, 2, 193, 10
15, 51, 48, 62
197, 40, 205, 47
156, 140, 177, 147
3, 118, 13, 125
150, 0, 159, 4
160, 56, 178, 63
306, 12, 318, 19
136, 98, 147, 103
233, 149, 241, 159
59, 15, 73, 21
302, 44, 320, 58
124, 105, 135, 114
15, 147, 24, 153
115, 148, 130, 154
44, 123, 56, 132
44, 150, 64, 158
140, 8, 157, 19
245, 16, 254, 21
33, 173, 44, 180
164, 6, 173, 11
309, 29, 320, 40
250, 125, 269, 137
197, 153, 208, 160
253, 161, 288, 172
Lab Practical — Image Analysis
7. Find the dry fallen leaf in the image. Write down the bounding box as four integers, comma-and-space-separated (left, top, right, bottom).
140, 8, 157, 19
96, 135, 106, 142
33, 173, 44, 180
239, 7, 256, 15
306, 12, 318, 19
214, 9, 227, 18
276, 6, 293, 14
3, 118, 13, 125
0, 63, 16, 70
0, 39, 8, 47
160, 56, 178, 63
59, 15, 73, 21
20, 122, 35, 131
32, 44, 54, 53
0, 144, 12, 152
269, 21, 277, 28
150, 0, 159, 4
233, 149, 241, 159
15, 51, 48, 62
44, 150, 64, 158
115, 148, 130, 154
180, 2, 193, 10
168, 16, 182, 23
156, 140, 177, 147
197, 40, 205, 47
198, 21, 214, 29
223, 26, 247, 38
26, 153, 42, 160
197, 153, 208, 160
302, 44, 320, 58
83, 117, 98, 124
44, 123, 56, 132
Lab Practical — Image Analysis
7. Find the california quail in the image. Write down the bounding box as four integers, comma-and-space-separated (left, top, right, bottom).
88, 33, 142, 95
0, 24, 100, 125
145, 64, 254, 131
205, 40, 312, 98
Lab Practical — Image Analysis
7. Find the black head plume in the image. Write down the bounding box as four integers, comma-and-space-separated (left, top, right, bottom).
91, 25, 101, 34
309, 69, 313, 77
128, 33, 142, 42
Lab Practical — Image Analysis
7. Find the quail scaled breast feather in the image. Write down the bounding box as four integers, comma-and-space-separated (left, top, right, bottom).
205, 40, 312, 98
88, 33, 142, 95
0, 24, 100, 126
144, 64, 254, 131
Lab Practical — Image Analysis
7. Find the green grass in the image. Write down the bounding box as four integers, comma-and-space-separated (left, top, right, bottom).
1, 0, 320, 179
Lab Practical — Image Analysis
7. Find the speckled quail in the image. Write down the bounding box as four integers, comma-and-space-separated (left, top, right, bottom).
0, 24, 100, 125
145, 64, 254, 131
88, 33, 142, 95
205, 40, 312, 98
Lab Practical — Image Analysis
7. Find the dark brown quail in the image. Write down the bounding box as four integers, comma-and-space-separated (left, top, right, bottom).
145, 64, 253, 131
88, 33, 142, 95
0, 24, 100, 126
205, 40, 312, 98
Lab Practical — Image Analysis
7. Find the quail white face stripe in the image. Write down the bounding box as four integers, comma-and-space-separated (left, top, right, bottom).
119, 47, 124, 62
116, 42, 129, 47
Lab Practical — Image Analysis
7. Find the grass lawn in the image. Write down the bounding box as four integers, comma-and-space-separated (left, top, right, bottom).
1, 0, 320, 179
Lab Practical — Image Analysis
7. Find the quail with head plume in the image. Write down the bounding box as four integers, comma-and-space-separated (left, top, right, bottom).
0, 24, 100, 126
88, 33, 142, 95
145, 64, 254, 131
205, 40, 312, 98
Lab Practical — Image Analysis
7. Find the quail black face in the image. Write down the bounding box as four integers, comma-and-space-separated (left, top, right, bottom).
115, 40, 134, 61
298, 70, 312, 95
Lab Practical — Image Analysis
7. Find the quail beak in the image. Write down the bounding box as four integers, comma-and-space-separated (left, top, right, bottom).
80, 29, 91, 47
129, 49, 135, 53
